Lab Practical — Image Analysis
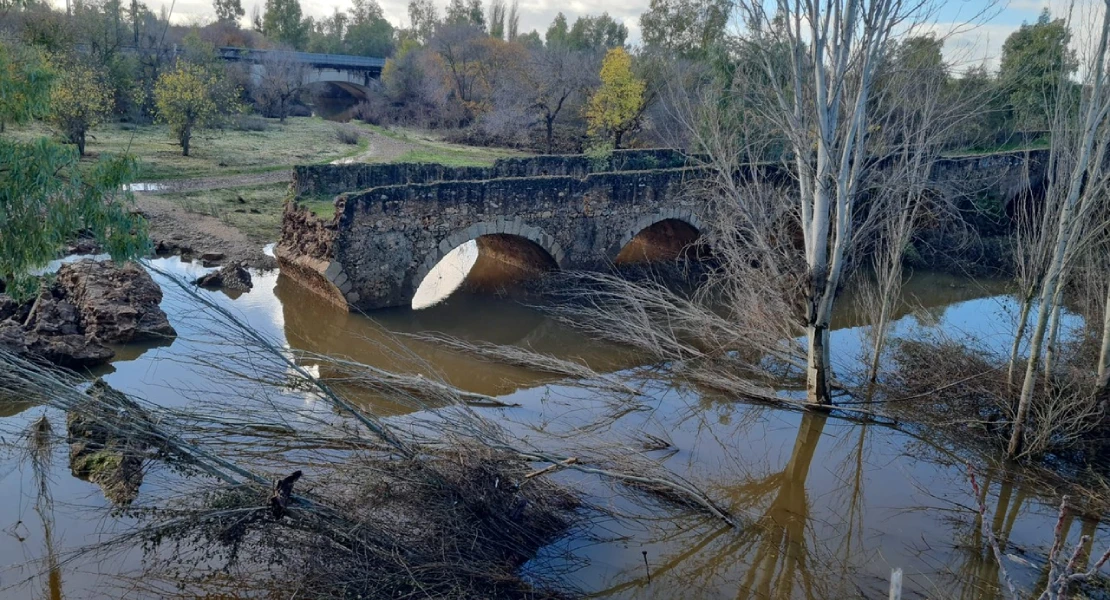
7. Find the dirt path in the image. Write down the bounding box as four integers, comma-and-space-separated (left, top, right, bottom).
133, 130, 426, 193
136, 194, 277, 269
129, 130, 433, 266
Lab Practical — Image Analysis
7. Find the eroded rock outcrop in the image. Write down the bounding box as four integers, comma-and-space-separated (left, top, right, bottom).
194, 263, 253, 292
55, 260, 176, 344
0, 260, 175, 368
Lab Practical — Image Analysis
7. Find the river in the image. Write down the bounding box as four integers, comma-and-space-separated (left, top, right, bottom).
0, 255, 1101, 599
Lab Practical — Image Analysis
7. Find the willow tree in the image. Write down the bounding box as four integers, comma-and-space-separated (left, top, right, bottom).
735, 0, 945, 404
0, 41, 147, 299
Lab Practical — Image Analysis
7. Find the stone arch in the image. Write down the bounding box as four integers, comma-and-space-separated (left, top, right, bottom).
613, 208, 706, 261
412, 218, 565, 289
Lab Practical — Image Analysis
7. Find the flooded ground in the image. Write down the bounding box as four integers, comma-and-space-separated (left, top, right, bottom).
0, 257, 1102, 599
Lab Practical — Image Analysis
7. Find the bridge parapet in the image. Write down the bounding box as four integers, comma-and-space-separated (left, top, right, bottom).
293, 149, 691, 197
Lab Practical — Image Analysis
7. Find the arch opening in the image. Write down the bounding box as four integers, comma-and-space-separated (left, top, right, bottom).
615, 219, 704, 265
412, 234, 558, 310
305, 82, 368, 122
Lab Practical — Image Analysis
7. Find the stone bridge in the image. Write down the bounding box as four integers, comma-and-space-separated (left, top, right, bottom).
277, 150, 710, 310
277, 148, 1046, 311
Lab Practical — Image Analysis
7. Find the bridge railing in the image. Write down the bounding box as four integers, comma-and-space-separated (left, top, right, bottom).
217, 47, 386, 69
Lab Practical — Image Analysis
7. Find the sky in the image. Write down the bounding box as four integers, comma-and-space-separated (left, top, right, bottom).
60, 0, 1105, 71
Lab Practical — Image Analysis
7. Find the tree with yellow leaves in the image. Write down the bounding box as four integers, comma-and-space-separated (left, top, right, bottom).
153, 62, 229, 156
49, 61, 114, 156
585, 47, 644, 149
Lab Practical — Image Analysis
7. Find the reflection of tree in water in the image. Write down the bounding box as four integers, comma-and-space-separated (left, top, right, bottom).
591, 411, 880, 599
947, 471, 1102, 600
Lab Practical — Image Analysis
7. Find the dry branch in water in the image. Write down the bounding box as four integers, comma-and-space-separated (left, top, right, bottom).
0, 266, 740, 597
969, 466, 1110, 600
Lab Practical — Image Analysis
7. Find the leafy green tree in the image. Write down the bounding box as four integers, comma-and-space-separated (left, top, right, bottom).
445, 0, 484, 28
0, 41, 147, 299
639, 0, 730, 58
566, 14, 627, 52
154, 61, 238, 156
487, 0, 505, 39
346, 0, 395, 57
999, 9, 1077, 133
545, 13, 568, 47
263, 0, 308, 48
407, 0, 438, 43
586, 47, 644, 148
214, 0, 245, 25
48, 60, 114, 156
517, 29, 542, 49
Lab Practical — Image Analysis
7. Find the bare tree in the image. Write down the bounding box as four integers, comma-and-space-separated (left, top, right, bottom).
524, 46, 595, 153
1008, 3, 1110, 457
256, 49, 307, 122
736, 0, 953, 404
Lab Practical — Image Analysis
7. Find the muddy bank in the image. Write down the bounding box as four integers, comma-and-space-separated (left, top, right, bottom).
137, 194, 278, 270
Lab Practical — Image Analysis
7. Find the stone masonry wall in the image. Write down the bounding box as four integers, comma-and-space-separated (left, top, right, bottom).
278, 168, 708, 310
293, 149, 690, 196
277, 148, 1049, 311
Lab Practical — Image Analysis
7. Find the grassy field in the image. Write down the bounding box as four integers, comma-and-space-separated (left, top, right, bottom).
363, 125, 522, 166
7, 117, 372, 181
163, 182, 294, 241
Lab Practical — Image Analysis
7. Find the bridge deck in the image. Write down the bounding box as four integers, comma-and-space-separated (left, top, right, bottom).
217, 47, 386, 69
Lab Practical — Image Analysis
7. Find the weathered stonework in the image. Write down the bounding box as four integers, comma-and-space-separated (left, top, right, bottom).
278, 166, 707, 310
293, 149, 691, 197
277, 148, 1050, 311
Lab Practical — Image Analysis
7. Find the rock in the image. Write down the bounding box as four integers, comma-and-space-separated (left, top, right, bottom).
67, 380, 150, 506
0, 320, 114, 369
0, 293, 29, 323
65, 238, 101, 256
55, 260, 176, 344
194, 263, 253, 292
0, 288, 115, 369
153, 238, 194, 257
200, 252, 225, 263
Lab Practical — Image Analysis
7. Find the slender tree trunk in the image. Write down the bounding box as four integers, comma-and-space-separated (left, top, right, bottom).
1043, 299, 1063, 383
1008, 261, 1066, 457
76, 131, 86, 156
1098, 279, 1110, 381
545, 116, 554, 154
1008, 294, 1034, 387
613, 130, 623, 150
806, 323, 831, 404
182, 125, 191, 156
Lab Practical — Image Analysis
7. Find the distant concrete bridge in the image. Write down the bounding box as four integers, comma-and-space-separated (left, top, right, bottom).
217, 47, 385, 98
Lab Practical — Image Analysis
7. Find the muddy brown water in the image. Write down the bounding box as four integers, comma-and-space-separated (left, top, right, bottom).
0, 256, 1102, 599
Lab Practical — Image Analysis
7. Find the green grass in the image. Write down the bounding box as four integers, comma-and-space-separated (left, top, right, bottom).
363, 123, 523, 167
7, 117, 371, 181
164, 182, 293, 242
392, 148, 511, 167
298, 198, 339, 219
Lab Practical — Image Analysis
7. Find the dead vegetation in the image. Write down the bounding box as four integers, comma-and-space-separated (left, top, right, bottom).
884, 336, 1106, 463
0, 266, 740, 598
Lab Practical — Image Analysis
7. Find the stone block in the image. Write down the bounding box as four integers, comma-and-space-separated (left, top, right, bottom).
324, 262, 343, 280
332, 272, 348, 288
